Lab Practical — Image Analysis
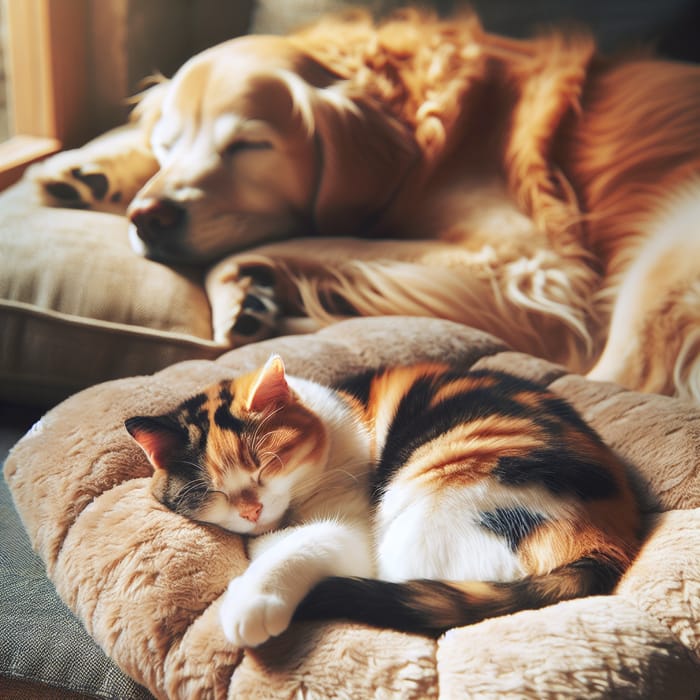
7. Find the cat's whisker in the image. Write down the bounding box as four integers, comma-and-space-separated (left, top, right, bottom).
175, 479, 207, 498
174, 476, 212, 507
250, 406, 285, 450
259, 451, 285, 475
179, 459, 208, 475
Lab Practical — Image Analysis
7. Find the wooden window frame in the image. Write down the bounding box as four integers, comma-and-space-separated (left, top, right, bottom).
0, 0, 89, 190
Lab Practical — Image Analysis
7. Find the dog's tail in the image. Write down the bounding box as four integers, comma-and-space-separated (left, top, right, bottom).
293, 556, 621, 637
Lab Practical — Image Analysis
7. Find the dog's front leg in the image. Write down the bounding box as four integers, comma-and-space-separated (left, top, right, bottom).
204, 238, 450, 347
206, 236, 598, 371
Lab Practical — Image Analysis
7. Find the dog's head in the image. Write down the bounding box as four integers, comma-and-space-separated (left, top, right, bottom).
128, 34, 418, 263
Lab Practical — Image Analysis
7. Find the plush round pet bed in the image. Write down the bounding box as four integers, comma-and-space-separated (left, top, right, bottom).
5, 317, 700, 699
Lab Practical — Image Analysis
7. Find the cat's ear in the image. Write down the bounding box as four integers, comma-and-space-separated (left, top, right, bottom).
246, 354, 290, 412
125, 415, 186, 471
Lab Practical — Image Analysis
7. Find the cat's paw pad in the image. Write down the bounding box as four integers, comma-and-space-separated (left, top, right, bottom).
219, 576, 293, 647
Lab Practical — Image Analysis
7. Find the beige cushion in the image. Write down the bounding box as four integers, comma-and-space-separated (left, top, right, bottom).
0, 178, 229, 405
5, 317, 700, 698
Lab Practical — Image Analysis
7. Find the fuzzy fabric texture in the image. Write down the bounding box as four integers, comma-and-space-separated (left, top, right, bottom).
5, 317, 700, 699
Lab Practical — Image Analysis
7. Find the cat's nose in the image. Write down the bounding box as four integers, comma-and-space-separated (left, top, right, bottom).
238, 499, 263, 523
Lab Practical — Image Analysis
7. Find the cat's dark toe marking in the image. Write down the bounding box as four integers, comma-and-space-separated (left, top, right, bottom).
232, 315, 262, 336
44, 181, 82, 202
70, 168, 109, 201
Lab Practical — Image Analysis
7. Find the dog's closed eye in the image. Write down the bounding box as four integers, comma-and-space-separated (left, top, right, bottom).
224, 140, 273, 157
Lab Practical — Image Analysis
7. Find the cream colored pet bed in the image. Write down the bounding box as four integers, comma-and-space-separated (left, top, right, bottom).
6, 318, 700, 699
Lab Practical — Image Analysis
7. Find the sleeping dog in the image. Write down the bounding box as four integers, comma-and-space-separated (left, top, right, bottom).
33, 9, 700, 401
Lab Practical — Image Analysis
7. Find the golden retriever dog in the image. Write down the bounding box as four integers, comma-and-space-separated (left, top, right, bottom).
33, 9, 700, 401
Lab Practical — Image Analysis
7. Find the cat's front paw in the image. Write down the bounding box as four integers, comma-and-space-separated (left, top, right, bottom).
219, 574, 294, 647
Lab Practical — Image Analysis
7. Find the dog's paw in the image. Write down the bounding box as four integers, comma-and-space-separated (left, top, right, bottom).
208, 261, 281, 347
31, 127, 158, 213
32, 150, 116, 210
219, 573, 294, 648
231, 271, 280, 346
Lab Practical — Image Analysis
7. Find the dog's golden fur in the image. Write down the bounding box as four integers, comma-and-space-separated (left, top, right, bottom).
34, 9, 700, 401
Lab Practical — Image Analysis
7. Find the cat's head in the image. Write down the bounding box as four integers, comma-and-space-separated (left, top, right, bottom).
125, 354, 328, 535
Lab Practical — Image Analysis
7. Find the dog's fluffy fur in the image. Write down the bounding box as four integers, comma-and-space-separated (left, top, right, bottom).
33, 9, 700, 401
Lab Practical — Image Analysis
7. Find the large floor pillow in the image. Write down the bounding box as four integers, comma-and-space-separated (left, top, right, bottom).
5, 317, 700, 699
0, 179, 225, 406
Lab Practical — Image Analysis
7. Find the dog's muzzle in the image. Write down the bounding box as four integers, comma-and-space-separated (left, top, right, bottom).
127, 198, 190, 260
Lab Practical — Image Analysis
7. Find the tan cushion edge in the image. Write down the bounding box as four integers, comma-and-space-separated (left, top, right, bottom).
0, 299, 226, 348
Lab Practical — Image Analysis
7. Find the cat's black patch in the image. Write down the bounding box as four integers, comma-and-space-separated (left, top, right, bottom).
177, 393, 209, 448
479, 507, 546, 551
214, 404, 245, 433
493, 447, 619, 500
125, 414, 187, 444
218, 385, 233, 403
540, 394, 605, 439
181, 392, 208, 427
183, 393, 207, 413
374, 375, 444, 493
464, 371, 594, 437
335, 369, 378, 406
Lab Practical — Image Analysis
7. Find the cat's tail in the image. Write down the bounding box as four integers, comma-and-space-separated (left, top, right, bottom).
293, 557, 622, 637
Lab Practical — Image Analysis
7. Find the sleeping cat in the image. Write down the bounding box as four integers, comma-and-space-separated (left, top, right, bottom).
125, 354, 641, 647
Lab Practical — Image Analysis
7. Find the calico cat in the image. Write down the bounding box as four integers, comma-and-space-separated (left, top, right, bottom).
125, 354, 641, 647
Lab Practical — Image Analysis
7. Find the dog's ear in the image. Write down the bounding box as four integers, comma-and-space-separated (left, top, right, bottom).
129, 79, 169, 139
310, 89, 419, 236
237, 71, 315, 139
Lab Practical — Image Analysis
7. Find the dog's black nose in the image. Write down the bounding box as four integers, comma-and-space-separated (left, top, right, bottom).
129, 199, 186, 245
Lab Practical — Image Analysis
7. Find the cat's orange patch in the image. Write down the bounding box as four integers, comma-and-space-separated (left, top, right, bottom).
518, 517, 633, 578
430, 373, 498, 407
401, 415, 545, 487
